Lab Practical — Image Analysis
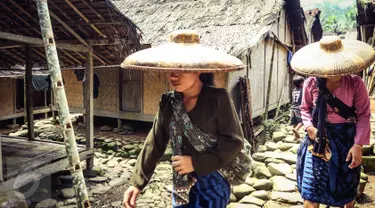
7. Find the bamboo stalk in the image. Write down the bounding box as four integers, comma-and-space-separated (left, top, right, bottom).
263, 37, 276, 121
35, 1, 91, 208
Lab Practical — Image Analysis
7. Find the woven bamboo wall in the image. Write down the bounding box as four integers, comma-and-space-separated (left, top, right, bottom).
143, 71, 166, 115
94, 68, 117, 112
0, 78, 15, 116
62, 70, 83, 108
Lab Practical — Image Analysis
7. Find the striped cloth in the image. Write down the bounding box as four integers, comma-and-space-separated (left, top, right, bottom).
172, 171, 230, 208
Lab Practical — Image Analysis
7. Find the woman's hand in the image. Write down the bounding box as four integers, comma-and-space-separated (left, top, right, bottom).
306, 126, 317, 141
123, 186, 140, 208
346, 145, 363, 169
172, 155, 194, 175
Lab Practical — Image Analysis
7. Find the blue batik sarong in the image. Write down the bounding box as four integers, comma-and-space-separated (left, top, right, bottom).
297, 122, 361, 206
172, 171, 230, 208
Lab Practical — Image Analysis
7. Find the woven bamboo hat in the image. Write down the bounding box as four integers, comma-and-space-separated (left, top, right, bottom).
121, 30, 245, 72
291, 36, 375, 77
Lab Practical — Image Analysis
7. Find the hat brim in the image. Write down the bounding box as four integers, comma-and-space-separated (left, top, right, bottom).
291, 39, 375, 78
121, 42, 245, 72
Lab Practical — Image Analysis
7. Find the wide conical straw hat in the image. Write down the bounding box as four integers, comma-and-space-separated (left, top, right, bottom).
121, 30, 245, 72
291, 36, 375, 77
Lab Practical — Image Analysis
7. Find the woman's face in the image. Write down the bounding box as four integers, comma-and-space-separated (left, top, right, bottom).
167, 72, 200, 92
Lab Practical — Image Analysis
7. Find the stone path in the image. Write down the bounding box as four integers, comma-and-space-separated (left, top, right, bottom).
5, 115, 375, 208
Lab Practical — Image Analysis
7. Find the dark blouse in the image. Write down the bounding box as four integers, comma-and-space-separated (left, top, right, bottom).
130, 85, 244, 190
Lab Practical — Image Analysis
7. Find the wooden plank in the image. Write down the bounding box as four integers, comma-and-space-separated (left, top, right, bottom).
1, 137, 89, 179
3, 147, 64, 179
249, 40, 266, 113
64, 0, 106, 38
264, 37, 276, 120
48, 0, 90, 37
122, 81, 142, 112
122, 69, 142, 112
65, 107, 155, 122
80, 0, 105, 20
0, 107, 52, 121
25, 45, 35, 140
0, 149, 94, 190
85, 46, 94, 170
0, 32, 88, 52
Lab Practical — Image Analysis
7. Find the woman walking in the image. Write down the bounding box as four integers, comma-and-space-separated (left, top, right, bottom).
291, 36, 375, 208
121, 30, 252, 208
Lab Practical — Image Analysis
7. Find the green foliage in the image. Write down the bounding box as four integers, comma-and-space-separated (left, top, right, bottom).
314, 0, 358, 34
263, 119, 279, 141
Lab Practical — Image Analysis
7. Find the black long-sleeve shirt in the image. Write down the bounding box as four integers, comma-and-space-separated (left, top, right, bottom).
130, 85, 244, 190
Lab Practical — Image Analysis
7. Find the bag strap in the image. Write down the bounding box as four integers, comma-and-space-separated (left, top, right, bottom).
319, 87, 356, 120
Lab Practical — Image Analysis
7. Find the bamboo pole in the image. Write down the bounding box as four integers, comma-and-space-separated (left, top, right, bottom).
263, 36, 277, 121
35, 1, 91, 208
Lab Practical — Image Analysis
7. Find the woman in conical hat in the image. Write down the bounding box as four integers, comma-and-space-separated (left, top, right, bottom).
292, 36, 375, 208
122, 30, 251, 208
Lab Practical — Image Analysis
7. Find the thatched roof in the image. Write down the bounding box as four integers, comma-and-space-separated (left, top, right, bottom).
0, 70, 49, 78
112, 0, 285, 56
0, 0, 141, 69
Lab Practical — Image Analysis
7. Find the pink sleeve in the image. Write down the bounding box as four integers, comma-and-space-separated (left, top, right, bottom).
300, 77, 317, 130
353, 76, 371, 145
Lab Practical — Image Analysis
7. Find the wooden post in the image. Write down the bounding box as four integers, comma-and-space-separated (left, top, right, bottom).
44, 90, 48, 118
85, 45, 94, 170
275, 70, 288, 118
117, 119, 122, 129
264, 37, 276, 121
0, 134, 3, 182
371, 26, 375, 47
25, 45, 35, 140
35, 1, 91, 207
361, 26, 366, 42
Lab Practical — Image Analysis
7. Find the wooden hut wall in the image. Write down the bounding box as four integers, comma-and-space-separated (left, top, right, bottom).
226, 9, 291, 118
62, 70, 83, 108
0, 78, 15, 117
143, 71, 167, 115
94, 68, 118, 112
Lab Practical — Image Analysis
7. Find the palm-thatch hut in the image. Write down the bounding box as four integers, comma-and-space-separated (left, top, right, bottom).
0, 0, 140, 190
112, 0, 307, 119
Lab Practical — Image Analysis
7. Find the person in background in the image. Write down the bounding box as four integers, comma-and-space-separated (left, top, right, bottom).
290, 75, 305, 139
